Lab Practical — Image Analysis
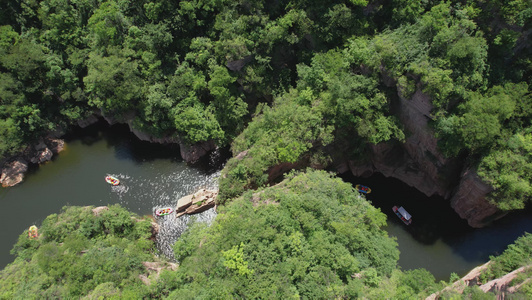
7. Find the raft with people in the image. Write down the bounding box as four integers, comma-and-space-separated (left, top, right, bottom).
355, 184, 372, 194
28, 225, 38, 239
155, 207, 174, 216
105, 175, 120, 186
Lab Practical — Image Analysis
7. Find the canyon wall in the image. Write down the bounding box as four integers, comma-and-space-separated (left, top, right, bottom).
102, 112, 217, 163
0, 112, 216, 187
333, 88, 500, 228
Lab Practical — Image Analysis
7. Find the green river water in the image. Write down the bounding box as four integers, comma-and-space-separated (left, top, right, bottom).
1, 122, 531, 281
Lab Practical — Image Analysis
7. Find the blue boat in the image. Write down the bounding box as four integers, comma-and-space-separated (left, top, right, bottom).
355, 184, 372, 194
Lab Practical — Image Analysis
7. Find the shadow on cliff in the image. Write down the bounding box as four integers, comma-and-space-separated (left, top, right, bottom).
340, 171, 532, 263
62, 119, 230, 174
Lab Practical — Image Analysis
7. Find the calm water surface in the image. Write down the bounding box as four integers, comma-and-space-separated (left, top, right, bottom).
0, 122, 222, 269
341, 173, 532, 281
2, 122, 532, 282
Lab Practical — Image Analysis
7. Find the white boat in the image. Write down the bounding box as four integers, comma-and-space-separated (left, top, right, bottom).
392, 206, 412, 225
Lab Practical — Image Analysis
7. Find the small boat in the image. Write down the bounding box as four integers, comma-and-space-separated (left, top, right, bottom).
155, 207, 174, 216
105, 175, 120, 186
392, 206, 412, 225
28, 225, 38, 239
355, 184, 372, 194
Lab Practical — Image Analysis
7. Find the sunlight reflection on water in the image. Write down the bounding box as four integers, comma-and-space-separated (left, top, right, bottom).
155, 208, 218, 260
108, 169, 220, 259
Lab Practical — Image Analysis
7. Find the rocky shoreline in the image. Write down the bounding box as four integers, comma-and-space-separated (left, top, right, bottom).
0, 113, 217, 188
0, 137, 65, 187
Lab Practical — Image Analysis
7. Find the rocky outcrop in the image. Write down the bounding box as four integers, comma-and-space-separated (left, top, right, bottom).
0, 158, 28, 187
227, 55, 254, 72
450, 169, 502, 228
103, 112, 218, 164
333, 86, 499, 227
139, 261, 179, 285
30, 141, 53, 164
178, 140, 217, 164
426, 262, 490, 299
175, 189, 218, 217
0, 137, 66, 187
479, 265, 532, 294
427, 262, 532, 299
46, 138, 65, 154
335, 89, 461, 198
92, 206, 109, 216
77, 114, 100, 128
128, 120, 217, 163
29, 138, 65, 164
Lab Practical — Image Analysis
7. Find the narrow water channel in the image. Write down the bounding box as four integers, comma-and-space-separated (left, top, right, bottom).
340, 172, 532, 281
0, 122, 223, 269
3, 123, 532, 282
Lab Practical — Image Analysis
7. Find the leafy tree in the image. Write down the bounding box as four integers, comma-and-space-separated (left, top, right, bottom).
2, 205, 155, 299
84, 48, 143, 116
173, 170, 401, 298
87, 0, 129, 49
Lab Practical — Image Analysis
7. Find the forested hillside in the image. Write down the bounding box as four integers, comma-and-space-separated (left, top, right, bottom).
1, 0, 531, 209
1, 0, 532, 298
0, 172, 441, 298
3, 172, 532, 298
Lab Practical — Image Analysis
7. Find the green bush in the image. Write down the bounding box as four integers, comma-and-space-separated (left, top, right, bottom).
1, 205, 155, 299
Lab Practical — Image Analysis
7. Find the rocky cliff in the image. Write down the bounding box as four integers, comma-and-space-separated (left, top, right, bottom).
0, 138, 65, 187
427, 262, 532, 299
333, 87, 500, 228
102, 112, 217, 163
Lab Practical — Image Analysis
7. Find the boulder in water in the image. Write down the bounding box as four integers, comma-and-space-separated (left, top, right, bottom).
175, 189, 218, 217
0, 158, 29, 187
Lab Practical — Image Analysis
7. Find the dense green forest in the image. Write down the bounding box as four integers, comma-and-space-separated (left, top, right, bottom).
1, 0, 530, 209
1, 0, 532, 298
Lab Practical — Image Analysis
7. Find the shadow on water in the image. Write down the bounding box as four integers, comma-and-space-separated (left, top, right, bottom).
339, 171, 532, 280
339, 172, 471, 244
64, 120, 233, 171
64, 121, 184, 164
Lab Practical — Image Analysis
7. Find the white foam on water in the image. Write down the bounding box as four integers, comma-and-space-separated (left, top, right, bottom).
155, 208, 218, 260
104, 168, 221, 260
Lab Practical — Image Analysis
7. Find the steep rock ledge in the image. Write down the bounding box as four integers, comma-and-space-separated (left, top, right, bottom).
450, 169, 502, 228
427, 262, 532, 299
333, 88, 499, 227
102, 112, 217, 163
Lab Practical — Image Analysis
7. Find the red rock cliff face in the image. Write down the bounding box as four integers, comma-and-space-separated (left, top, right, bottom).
450, 169, 502, 227
334, 88, 500, 228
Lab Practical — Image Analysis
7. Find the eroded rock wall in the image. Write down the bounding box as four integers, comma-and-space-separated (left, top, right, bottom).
104, 112, 217, 163
334, 88, 499, 227
335, 89, 460, 197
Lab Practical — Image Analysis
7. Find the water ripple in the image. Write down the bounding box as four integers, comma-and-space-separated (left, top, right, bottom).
155, 208, 218, 260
